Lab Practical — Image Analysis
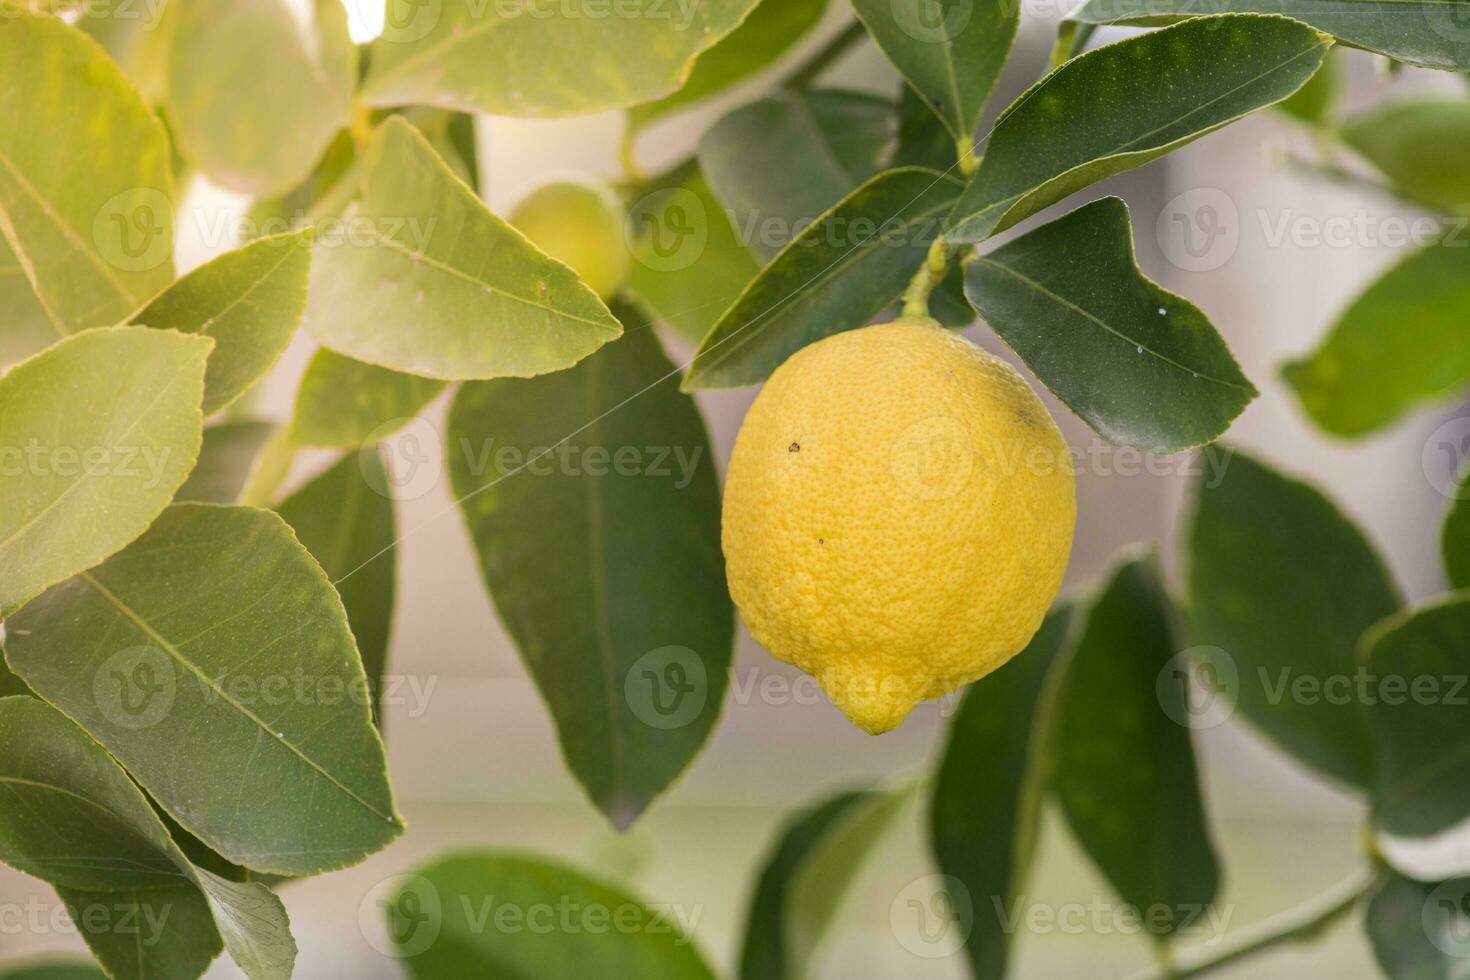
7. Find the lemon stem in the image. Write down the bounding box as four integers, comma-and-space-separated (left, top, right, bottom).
901, 237, 952, 322
957, 139, 979, 178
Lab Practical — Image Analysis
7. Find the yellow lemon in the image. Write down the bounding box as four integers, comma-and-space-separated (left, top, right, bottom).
722, 320, 1076, 734
509, 180, 629, 300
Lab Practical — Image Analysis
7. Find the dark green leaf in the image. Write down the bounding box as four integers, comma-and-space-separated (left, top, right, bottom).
0, 327, 210, 618
1367, 871, 1470, 976
886, 83, 959, 172
1282, 238, 1470, 437
1186, 451, 1398, 788
684, 167, 963, 389
0, 13, 176, 335
388, 853, 715, 977
302, 118, 621, 380
1365, 596, 1470, 837
449, 323, 731, 828
1344, 98, 1470, 211
291, 349, 446, 449
947, 16, 1332, 242
176, 421, 277, 504
1444, 468, 1470, 590
0, 964, 108, 980
1053, 555, 1220, 931
167, 0, 355, 197
630, 0, 830, 129
58, 883, 222, 980
851, 0, 1017, 141
277, 453, 396, 726
360, 0, 760, 117
130, 231, 311, 414
965, 196, 1255, 451
699, 90, 894, 260
1064, 0, 1470, 71
930, 607, 1072, 979
4, 504, 403, 876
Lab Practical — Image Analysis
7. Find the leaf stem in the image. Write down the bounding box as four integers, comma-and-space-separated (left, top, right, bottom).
901, 237, 951, 321
1121, 868, 1376, 980
781, 21, 868, 91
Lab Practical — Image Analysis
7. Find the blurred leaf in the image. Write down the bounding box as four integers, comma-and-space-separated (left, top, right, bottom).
57, 883, 222, 980
0, 239, 56, 368
699, 90, 894, 260
928, 265, 973, 328
1187, 451, 1398, 788
626, 167, 761, 345
1365, 596, 1470, 837
947, 16, 1331, 242
684, 167, 963, 389
1282, 238, 1470, 437
0, 697, 296, 980
303, 118, 621, 380
176, 420, 277, 504
167, 0, 354, 197
1053, 554, 1221, 931
361, 0, 759, 117
851, 0, 1016, 141
0, 13, 175, 334
291, 349, 446, 448
277, 453, 396, 726
0, 327, 210, 618
630, 0, 829, 129
887, 83, 959, 171
965, 196, 1255, 451
1366, 871, 1470, 976
247, 131, 360, 233
449, 323, 731, 828
1445, 469, 1470, 590
0, 965, 108, 980
1277, 47, 1341, 125
930, 606, 1072, 980
238, 426, 296, 508
4, 504, 403, 877
74, 0, 176, 103
1064, 0, 1470, 71
389, 853, 715, 977
130, 231, 312, 414
1344, 98, 1470, 212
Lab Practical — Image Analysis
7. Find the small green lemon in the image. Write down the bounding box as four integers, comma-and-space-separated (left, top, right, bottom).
722, 320, 1076, 734
508, 180, 629, 300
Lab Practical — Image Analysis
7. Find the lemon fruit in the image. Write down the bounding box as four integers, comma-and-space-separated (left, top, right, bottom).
722, 319, 1076, 734
509, 180, 629, 300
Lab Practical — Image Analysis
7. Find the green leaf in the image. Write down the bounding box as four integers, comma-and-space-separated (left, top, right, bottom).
1364, 596, 1470, 837
887, 83, 960, 172
0, 239, 55, 368
0, 13, 175, 335
1277, 47, 1341, 125
74, 0, 176, 103
930, 606, 1072, 980
1186, 451, 1398, 788
0, 654, 28, 698
388, 852, 715, 977
946, 16, 1331, 242
449, 323, 731, 828
1343, 98, 1470, 211
130, 232, 312, 414
699, 90, 894, 260
302, 117, 621, 380
57, 882, 222, 980
1444, 469, 1470, 590
1281, 238, 1470, 437
0, 327, 210, 618
0, 964, 108, 980
277, 453, 396, 725
291, 349, 446, 448
361, 0, 759, 117
3, 504, 404, 876
629, 0, 830, 129
851, 0, 1017, 141
0, 696, 296, 980
964, 196, 1256, 451
1053, 554, 1220, 929
1064, 0, 1470, 71
166, 0, 354, 197
625, 166, 761, 345
176, 420, 277, 505
1366, 871, 1470, 976
684, 167, 963, 389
